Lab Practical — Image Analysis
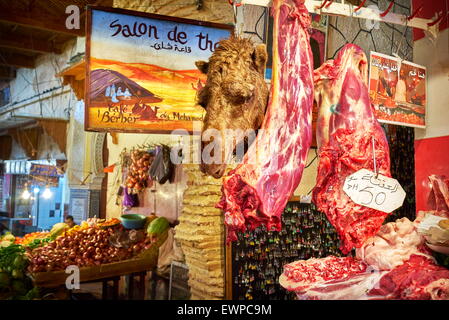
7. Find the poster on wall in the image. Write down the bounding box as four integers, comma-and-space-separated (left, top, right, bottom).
85, 7, 233, 133
70, 197, 87, 224
369, 52, 426, 128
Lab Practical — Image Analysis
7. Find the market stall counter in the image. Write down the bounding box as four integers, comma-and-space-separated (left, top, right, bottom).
0, 215, 170, 300
30, 233, 167, 300
30, 232, 167, 288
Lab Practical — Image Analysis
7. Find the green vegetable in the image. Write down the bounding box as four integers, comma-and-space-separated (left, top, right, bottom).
144, 215, 158, 231
0, 272, 10, 289
12, 269, 23, 279
11, 280, 27, 295
146, 217, 170, 236
13, 255, 25, 269
24, 287, 39, 300
0, 245, 26, 271
26, 237, 51, 250
0, 244, 35, 299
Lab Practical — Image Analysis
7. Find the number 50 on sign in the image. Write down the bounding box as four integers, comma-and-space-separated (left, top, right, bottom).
343, 169, 406, 213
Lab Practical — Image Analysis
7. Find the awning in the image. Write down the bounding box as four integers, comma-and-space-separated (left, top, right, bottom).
37, 119, 68, 157
3, 119, 68, 160
57, 58, 85, 101
8, 126, 40, 159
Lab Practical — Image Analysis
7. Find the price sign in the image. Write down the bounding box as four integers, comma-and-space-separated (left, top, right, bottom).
343, 169, 406, 213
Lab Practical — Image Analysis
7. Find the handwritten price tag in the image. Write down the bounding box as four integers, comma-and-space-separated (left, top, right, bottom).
343, 169, 406, 213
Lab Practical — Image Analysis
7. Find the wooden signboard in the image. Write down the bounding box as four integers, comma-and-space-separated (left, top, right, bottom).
29, 164, 63, 177
85, 7, 233, 134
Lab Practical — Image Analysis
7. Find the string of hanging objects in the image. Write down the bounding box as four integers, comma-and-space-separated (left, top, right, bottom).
229, 0, 447, 38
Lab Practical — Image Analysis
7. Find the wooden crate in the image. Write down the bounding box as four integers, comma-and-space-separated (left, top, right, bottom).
31, 231, 168, 288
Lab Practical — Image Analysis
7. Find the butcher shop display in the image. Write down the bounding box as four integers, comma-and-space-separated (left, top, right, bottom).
312, 44, 391, 254
197, 35, 269, 179
217, 0, 314, 242
280, 217, 449, 299
416, 175, 449, 254
427, 174, 449, 213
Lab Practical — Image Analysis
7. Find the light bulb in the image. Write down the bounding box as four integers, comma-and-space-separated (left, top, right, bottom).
33, 187, 40, 194
22, 189, 31, 200
42, 187, 52, 199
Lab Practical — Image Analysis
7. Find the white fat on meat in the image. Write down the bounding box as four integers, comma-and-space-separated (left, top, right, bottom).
425, 279, 449, 300
356, 217, 429, 270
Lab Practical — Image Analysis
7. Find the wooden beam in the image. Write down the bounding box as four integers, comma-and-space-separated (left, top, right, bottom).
0, 80, 8, 90
80, 0, 114, 20
0, 11, 84, 37
57, 59, 85, 100
92, 0, 114, 7
0, 34, 62, 54
0, 53, 35, 69
0, 67, 15, 80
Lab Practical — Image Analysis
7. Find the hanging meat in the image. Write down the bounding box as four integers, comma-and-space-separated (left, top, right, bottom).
217, 0, 314, 242
312, 44, 391, 254
427, 174, 449, 213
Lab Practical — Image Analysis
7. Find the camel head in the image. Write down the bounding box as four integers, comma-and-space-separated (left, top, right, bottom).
196, 36, 269, 178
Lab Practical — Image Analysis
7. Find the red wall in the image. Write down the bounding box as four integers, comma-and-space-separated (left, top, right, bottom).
412, 0, 449, 41
414, 135, 449, 212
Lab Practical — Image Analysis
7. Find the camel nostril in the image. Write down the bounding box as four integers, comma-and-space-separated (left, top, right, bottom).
213, 166, 225, 178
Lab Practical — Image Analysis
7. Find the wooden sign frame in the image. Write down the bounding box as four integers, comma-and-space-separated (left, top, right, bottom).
85, 6, 234, 134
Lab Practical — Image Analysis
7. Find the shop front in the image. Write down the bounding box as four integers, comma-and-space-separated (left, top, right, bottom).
1, 161, 69, 236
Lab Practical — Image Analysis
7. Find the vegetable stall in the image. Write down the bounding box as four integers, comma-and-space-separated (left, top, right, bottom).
0, 215, 170, 300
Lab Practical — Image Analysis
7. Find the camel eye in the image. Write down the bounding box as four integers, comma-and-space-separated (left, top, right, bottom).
197, 88, 208, 109
233, 96, 247, 105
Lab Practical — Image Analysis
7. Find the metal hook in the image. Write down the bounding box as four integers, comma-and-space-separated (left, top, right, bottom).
354, 0, 366, 12
394, 18, 408, 58
380, 0, 394, 18
325, 0, 334, 8
232, 2, 238, 31
316, 0, 328, 10
427, 11, 445, 27
407, 4, 423, 21
228, 0, 242, 7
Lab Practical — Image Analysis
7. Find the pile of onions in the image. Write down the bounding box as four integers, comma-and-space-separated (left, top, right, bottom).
27, 226, 153, 273
125, 150, 153, 193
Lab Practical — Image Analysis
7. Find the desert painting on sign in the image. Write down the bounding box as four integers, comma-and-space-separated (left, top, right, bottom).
85, 7, 233, 133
